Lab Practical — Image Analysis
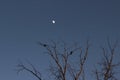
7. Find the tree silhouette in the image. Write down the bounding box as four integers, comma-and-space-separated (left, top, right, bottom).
94, 39, 120, 80
16, 39, 120, 80
17, 40, 90, 80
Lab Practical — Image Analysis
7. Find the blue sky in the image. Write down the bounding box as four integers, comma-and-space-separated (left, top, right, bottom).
0, 0, 120, 80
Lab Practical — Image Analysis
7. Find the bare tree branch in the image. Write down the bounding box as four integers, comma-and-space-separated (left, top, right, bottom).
17, 63, 42, 80
94, 39, 120, 80
38, 41, 90, 80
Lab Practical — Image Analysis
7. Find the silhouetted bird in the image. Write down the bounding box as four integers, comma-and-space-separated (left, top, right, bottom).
43, 44, 47, 47
70, 51, 73, 55
37, 42, 47, 47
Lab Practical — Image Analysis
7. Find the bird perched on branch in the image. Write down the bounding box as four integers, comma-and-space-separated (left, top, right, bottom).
70, 51, 73, 55
43, 44, 47, 47
37, 42, 47, 47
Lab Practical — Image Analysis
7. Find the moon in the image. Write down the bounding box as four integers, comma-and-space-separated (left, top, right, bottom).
52, 20, 55, 24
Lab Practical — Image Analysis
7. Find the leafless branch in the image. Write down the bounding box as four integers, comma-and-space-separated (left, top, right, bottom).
94, 39, 120, 80
38, 41, 90, 80
17, 63, 42, 80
